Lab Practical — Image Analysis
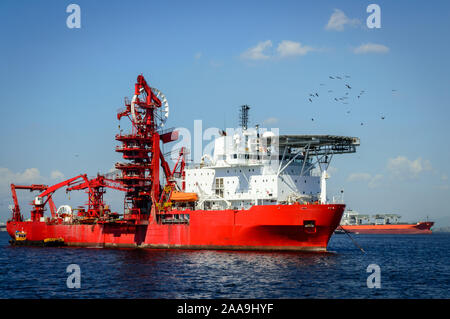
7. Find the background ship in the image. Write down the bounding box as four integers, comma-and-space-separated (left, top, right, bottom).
7, 75, 360, 251
337, 210, 434, 234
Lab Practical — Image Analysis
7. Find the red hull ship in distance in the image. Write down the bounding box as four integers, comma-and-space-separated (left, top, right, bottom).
339, 210, 434, 234
7, 75, 360, 251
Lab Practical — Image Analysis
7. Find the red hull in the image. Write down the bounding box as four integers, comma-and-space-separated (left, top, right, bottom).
7, 204, 344, 252
341, 222, 434, 234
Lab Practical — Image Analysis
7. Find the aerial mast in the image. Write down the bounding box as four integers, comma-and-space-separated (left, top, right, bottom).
239, 105, 250, 130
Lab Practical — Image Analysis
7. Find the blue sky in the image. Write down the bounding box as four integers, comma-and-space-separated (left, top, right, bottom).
1, 0, 449, 225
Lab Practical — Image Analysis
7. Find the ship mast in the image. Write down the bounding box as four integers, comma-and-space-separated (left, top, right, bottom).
239, 104, 250, 130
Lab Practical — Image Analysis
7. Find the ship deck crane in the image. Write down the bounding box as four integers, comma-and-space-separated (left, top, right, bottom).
66, 174, 128, 218
10, 184, 57, 222
115, 75, 178, 223
30, 174, 90, 222
157, 147, 187, 209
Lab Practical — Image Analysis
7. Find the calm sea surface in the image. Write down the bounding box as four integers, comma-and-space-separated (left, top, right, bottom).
0, 231, 449, 298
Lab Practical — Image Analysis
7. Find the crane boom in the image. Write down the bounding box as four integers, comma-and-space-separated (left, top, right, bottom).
66, 174, 127, 218
10, 184, 58, 221
36, 174, 90, 203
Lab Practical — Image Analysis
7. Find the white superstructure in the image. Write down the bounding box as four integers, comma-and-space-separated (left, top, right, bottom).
181, 109, 359, 210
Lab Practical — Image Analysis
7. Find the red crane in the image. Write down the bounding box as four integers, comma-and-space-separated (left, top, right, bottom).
10, 184, 57, 222
30, 174, 90, 221
115, 75, 178, 223
171, 147, 187, 191
157, 147, 187, 209
117, 74, 162, 123
66, 174, 127, 218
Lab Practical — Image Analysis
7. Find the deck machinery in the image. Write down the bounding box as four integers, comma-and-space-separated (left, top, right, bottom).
115, 75, 186, 224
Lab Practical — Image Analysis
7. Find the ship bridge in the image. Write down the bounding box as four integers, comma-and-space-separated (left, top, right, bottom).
183, 131, 360, 210
182, 105, 360, 210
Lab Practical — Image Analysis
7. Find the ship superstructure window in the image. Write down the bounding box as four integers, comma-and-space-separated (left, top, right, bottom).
215, 178, 224, 197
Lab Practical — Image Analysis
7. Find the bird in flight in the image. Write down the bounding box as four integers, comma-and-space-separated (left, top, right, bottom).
345, 84, 352, 89
329, 76, 335, 79
309, 98, 312, 102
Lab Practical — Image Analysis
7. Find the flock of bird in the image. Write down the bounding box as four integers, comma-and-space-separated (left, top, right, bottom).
307, 74, 395, 126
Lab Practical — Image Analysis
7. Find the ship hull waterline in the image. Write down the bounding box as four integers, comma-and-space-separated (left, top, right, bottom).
7, 204, 344, 252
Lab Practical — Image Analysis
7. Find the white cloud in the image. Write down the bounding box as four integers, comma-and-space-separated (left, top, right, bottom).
276, 40, 315, 57
263, 117, 279, 125
368, 174, 383, 189
347, 172, 371, 182
241, 40, 272, 60
353, 43, 389, 54
387, 156, 432, 179
325, 9, 361, 31
0, 167, 68, 194
50, 170, 64, 180
241, 40, 317, 61
0, 167, 43, 185
347, 172, 383, 188
0, 167, 44, 197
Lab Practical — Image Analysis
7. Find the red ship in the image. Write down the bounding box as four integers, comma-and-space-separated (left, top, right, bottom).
7, 75, 359, 251
338, 211, 434, 234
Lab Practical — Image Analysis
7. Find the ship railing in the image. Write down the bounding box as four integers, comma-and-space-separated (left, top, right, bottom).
331, 195, 344, 204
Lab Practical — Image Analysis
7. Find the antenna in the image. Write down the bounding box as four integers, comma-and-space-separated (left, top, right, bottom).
239, 105, 250, 130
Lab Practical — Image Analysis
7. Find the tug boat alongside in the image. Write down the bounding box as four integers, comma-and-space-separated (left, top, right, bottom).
7, 75, 359, 251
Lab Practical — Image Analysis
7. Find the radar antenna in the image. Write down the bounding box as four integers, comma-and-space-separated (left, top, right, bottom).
239, 105, 250, 130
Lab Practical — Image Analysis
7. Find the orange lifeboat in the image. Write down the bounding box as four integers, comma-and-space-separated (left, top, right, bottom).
170, 191, 198, 202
